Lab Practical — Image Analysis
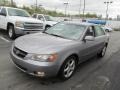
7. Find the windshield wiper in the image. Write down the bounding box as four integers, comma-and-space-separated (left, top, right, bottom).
49, 33, 67, 39
43, 32, 66, 39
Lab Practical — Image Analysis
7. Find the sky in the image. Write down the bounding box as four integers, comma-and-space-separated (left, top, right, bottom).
12, 0, 120, 18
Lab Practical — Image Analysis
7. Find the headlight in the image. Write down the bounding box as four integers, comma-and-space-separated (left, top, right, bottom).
15, 21, 24, 28
27, 53, 58, 62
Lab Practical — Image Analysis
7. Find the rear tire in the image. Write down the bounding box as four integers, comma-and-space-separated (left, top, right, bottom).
59, 56, 77, 80
97, 45, 107, 57
8, 25, 16, 39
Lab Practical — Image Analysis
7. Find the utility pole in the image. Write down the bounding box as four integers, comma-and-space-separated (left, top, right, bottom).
104, 1, 113, 20
83, 0, 86, 19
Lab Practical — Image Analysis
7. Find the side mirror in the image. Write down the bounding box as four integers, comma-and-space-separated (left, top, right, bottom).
84, 36, 95, 41
38, 17, 45, 21
0, 13, 6, 16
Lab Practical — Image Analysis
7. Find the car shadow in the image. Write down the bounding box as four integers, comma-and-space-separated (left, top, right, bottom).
0, 29, 20, 41
0, 29, 7, 36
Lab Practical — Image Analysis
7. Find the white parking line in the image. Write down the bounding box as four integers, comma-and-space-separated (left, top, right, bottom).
0, 36, 10, 42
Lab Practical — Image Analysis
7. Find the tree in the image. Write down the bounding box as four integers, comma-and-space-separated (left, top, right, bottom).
22, 5, 65, 17
85, 13, 97, 18
0, 0, 10, 6
0, 0, 16, 7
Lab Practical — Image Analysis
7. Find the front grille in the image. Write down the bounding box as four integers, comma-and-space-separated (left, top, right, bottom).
24, 25, 43, 29
24, 23, 43, 29
13, 47, 27, 59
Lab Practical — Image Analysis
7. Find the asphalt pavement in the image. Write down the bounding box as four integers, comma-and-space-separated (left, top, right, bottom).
0, 30, 120, 90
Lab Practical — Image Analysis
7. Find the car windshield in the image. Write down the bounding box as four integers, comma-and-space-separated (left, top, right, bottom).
44, 22, 86, 40
44, 15, 54, 21
8, 8, 30, 17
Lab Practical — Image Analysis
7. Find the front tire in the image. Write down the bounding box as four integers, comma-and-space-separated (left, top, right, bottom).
45, 26, 51, 31
8, 25, 16, 39
59, 56, 77, 80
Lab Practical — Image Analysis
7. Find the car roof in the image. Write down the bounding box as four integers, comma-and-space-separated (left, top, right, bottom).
64, 21, 96, 26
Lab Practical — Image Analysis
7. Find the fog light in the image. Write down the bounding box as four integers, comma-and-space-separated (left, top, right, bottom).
35, 72, 45, 77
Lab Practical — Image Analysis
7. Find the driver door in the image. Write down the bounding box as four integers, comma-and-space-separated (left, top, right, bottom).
79, 26, 97, 61
0, 8, 7, 29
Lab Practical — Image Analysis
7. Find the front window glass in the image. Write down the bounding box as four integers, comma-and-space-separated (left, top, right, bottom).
32, 14, 37, 18
44, 22, 86, 40
1, 8, 6, 15
8, 8, 30, 17
86, 26, 95, 36
44, 15, 54, 21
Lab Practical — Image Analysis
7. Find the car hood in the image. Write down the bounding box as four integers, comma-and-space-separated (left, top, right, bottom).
45, 21, 58, 26
14, 33, 76, 54
10, 16, 43, 23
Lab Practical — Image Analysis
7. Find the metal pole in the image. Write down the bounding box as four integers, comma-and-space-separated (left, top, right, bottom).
104, 1, 113, 20
106, 2, 109, 20
83, 0, 86, 19
65, 4, 67, 16
64, 2, 68, 17
11, 0, 14, 7
79, 0, 82, 17
36, 0, 38, 12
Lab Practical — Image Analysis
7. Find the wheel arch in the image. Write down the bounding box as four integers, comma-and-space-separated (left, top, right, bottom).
7, 22, 14, 30
105, 42, 108, 47
45, 24, 51, 28
57, 53, 79, 79
58, 53, 79, 73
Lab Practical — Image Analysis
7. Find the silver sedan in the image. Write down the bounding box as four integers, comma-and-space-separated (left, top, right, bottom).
10, 21, 109, 80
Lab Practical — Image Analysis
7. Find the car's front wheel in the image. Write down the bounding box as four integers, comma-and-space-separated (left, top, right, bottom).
105, 29, 109, 32
8, 25, 16, 39
98, 45, 107, 57
59, 56, 77, 80
45, 26, 51, 30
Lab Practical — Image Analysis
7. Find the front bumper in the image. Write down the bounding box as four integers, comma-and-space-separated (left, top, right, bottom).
15, 27, 44, 35
10, 50, 59, 78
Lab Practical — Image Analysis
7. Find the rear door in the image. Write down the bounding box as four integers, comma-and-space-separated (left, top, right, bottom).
94, 25, 106, 52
